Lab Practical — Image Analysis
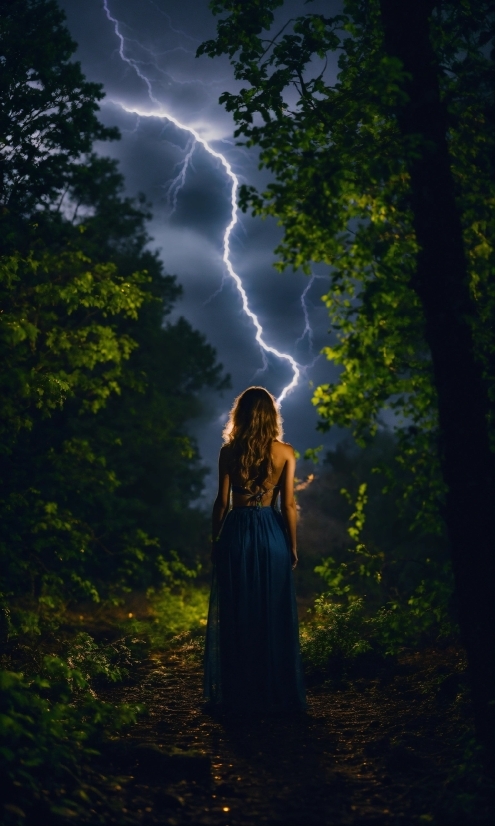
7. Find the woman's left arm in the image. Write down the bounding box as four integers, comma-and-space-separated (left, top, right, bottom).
211, 446, 230, 557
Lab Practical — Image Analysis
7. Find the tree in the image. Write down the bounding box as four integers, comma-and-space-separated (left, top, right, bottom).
378, 0, 495, 763
0, 0, 229, 609
0, 0, 118, 222
199, 0, 495, 757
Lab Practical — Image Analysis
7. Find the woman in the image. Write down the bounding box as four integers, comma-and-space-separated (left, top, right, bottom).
204, 386, 306, 713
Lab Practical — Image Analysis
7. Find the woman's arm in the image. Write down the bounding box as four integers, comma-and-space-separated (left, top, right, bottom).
280, 446, 298, 568
211, 446, 230, 559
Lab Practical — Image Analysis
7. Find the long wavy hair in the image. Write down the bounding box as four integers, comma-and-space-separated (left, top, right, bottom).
223, 386, 283, 488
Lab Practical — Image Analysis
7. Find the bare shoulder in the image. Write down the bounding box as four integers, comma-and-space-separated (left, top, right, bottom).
219, 443, 231, 465
272, 440, 296, 459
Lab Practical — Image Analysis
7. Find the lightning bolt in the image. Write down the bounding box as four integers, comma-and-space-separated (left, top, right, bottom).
145, 0, 201, 44
164, 137, 195, 215
295, 274, 316, 354
295, 273, 328, 355
102, 0, 300, 403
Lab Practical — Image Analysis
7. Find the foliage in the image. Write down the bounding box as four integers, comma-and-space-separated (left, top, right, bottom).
199, 0, 495, 529
0, 570, 210, 822
297, 435, 456, 670
298, 433, 452, 600
201, 4, 495, 712
319, 440, 455, 640
0, 646, 141, 824
0, 3, 226, 812
64, 632, 133, 685
0, 0, 119, 217
0, 0, 229, 612
314, 549, 454, 649
300, 586, 456, 678
0, 2, 231, 818
300, 596, 371, 674
125, 585, 209, 650
0, 247, 149, 442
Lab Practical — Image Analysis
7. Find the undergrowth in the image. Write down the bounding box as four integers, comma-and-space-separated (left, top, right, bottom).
0, 638, 142, 825
124, 583, 209, 649
300, 590, 457, 681
0, 571, 209, 824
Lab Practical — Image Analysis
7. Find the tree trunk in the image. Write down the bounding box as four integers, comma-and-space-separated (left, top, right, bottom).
378, 0, 495, 762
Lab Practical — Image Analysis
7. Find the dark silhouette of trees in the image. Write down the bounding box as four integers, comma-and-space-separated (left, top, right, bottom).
379, 0, 495, 763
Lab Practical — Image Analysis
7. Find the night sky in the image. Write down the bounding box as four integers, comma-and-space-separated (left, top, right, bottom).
59, 0, 343, 495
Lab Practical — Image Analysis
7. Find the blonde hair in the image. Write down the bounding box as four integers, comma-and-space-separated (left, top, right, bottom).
223, 386, 283, 488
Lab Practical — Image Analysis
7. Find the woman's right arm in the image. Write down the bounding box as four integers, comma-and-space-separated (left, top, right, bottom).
280, 446, 298, 569
211, 446, 230, 560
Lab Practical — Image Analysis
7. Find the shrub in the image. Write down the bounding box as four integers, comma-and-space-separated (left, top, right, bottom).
300, 584, 458, 681
300, 596, 372, 677
0, 646, 141, 823
125, 584, 209, 649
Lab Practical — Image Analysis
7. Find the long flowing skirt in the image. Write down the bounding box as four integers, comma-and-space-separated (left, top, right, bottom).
204, 506, 306, 713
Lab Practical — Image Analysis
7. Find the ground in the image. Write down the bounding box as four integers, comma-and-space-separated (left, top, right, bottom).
89, 640, 492, 826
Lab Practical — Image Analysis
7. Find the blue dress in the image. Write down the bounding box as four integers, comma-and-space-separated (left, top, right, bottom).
204, 501, 306, 713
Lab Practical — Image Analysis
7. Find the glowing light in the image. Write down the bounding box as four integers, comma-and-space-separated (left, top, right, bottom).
294, 473, 315, 492
102, 0, 300, 403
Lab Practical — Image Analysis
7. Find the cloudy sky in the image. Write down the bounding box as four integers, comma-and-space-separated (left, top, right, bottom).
59, 0, 344, 494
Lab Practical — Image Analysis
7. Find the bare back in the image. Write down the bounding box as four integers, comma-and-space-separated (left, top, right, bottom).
212, 438, 298, 566
219, 439, 296, 510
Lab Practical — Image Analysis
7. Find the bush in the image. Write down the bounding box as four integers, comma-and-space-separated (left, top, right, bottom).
300, 585, 457, 681
125, 583, 209, 649
64, 632, 134, 685
0, 644, 141, 824
300, 596, 372, 677
300, 435, 458, 670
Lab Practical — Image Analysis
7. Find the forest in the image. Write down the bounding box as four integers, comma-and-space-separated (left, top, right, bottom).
0, 0, 494, 824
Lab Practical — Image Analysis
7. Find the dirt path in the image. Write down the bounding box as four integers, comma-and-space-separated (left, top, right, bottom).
96, 642, 491, 826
